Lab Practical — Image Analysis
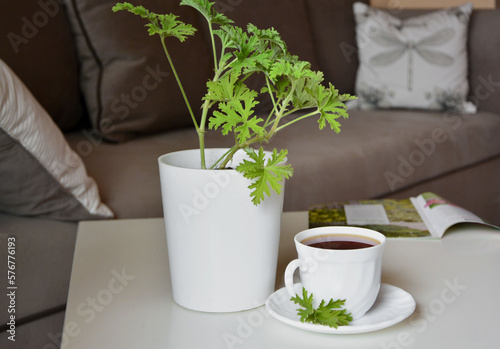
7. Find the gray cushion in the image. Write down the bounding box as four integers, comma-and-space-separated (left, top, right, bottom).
0, 59, 113, 220
64, 0, 214, 142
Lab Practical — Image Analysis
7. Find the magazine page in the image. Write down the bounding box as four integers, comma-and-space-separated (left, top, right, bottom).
410, 192, 492, 238
309, 199, 431, 238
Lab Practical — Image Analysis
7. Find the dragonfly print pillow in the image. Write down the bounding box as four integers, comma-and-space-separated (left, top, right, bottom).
352, 2, 475, 113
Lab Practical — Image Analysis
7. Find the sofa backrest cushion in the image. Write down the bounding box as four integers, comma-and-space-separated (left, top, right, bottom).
64, 0, 324, 142
64, 0, 214, 142
0, 0, 86, 132
306, 0, 368, 95
216, 0, 319, 65
467, 9, 500, 114
307, 2, 500, 115
216, 0, 321, 112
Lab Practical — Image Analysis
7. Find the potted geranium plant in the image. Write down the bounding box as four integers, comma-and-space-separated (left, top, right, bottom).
113, 0, 355, 312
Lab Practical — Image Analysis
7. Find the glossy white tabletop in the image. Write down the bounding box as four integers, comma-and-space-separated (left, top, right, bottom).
63, 212, 500, 348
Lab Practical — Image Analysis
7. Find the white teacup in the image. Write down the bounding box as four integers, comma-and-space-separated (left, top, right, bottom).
284, 227, 386, 320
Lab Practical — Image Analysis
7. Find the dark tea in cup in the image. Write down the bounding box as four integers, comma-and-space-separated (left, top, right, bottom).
302, 234, 380, 250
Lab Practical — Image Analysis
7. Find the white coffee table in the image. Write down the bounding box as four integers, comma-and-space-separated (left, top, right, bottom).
63, 212, 500, 348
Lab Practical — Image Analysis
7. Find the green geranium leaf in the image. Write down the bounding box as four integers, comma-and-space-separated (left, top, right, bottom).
291, 287, 353, 329
205, 72, 257, 103
312, 84, 353, 132
113, 2, 196, 41
210, 98, 263, 143
237, 148, 293, 205
181, 0, 233, 26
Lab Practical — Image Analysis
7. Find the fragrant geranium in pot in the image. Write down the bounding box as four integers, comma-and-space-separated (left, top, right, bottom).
113, 0, 355, 312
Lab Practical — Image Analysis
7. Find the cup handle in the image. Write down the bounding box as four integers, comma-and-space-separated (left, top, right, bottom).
284, 259, 306, 298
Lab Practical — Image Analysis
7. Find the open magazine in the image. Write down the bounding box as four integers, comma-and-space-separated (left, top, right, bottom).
309, 192, 499, 238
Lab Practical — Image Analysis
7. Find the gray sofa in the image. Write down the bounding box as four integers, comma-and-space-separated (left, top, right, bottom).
1, 0, 499, 347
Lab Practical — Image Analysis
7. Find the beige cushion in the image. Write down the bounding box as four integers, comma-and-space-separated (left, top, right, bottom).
0, 59, 113, 220
352, 2, 474, 112
66, 108, 500, 218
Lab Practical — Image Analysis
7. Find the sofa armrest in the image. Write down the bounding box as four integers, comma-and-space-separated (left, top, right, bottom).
468, 9, 500, 114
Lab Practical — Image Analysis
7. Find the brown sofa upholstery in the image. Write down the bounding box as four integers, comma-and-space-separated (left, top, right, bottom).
1, 0, 499, 346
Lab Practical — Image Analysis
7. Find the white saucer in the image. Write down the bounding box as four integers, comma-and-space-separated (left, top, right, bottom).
265, 283, 416, 334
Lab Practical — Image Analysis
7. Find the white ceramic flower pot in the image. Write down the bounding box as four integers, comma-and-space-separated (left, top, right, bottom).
158, 148, 285, 312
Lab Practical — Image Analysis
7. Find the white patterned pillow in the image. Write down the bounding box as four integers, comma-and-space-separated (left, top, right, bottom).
0, 59, 114, 221
352, 2, 475, 112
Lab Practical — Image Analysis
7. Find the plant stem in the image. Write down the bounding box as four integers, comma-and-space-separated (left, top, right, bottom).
160, 37, 198, 130
214, 78, 302, 168
208, 24, 218, 71
267, 80, 296, 137
266, 76, 277, 110
161, 36, 208, 168
198, 100, 211, 169
263, 77, 278, 128
217, 145, 240, 169
209, 147, 234, 169
275, 110, 318, 132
